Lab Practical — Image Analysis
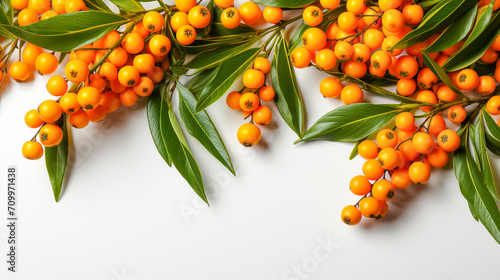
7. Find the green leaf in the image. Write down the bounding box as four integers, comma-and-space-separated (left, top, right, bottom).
477, 112, 499, 200
418, 0, 445, 8
45, 118, 69, 202
441, 9, 500, 71
421, 51, 462, 95
147, 85, 173, 167
288, 22, 309, 52
183, 37, 255, 54
424, 4, 476, 53
453, 128, 500, 244
181, 40, 256, 70
252, 0, 315, 8
487, 138, 500, 156
392, 0, 478, 49
188, 66, 221, 97
0, 0, 13, 25
0, 11, 130, 52
360, 74, 398, 87
349, 138, 366, 160
149, 87, 208, 204
483, 109, 500, 150
83, 0, 113, 12
195, 47, 261, 113
209, 22, 256, 37
109, 0, 145, 12
464, 0, 494, 46
177, 83, 235, 175
297, 104, 402, 143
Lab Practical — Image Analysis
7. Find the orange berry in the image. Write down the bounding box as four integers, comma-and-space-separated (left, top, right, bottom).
372, 179, 395, 201
188, 5, 211, 29
343, 60, 367, 78
316, 49, 337, 70
85, 74, 107, 93
22, 141, 43, 160
391, 169, 411, 189
175, 0, 196, 13
427, 146, 449, 168
326, 22, 340, 40
263, 6, 283, 24
486, 96, 500, 115
359, 197, 381, 218
351, 43, 371, 63
382, 36, 403, 56
65, 59, 89, 83
395, 55, 418, 78
254, 57, 271, 74
133, 76, 154, 97
340, 84, 363, 105
100, 91, 121, 113
350, 175, 372, 196
253, 105, 272, 126
382, 9, 404, 33
476, 75, 496, 95
147, 66, 164, 84
341, 205, 362, 225
370, 50, 392, 71
358, 140, 379, 159
481, 48, 498, 64
221, 7, 241, 29
18, 8, 39, 26
86, 105, 106, 122
243, 69, 265, 89
35, 52, 58, 75
239, 92, 260, 111
77, 86, 101, 110
378, 0, 403, 11
377, 147, 400, 170
408, 161, 431, 184
456, 69, 479, 91
302, 28, 327, 51
447, 105, 467, 123
133, 54, 155, 74
122, 32, 145, 55
412, 132, 436, 154
12, 0, 29, 10
214, 0, 233, 9
71, 45, 95, 65
320, 0, 341, 9
363, 159, 385, 180
362, 6, 382, 27
395, 112, 415, 132
25, 109, 44, 128
364, 29, 385, 50
399, 140, 419, 162
171, 12, 189, 32
237, 123, 261, 147
396, 78, 417, 96
239, 2, 261, 24
320, 77, 343, 98
402, 4, 423, 25
65, 0, 85, 13
347, 0, 366, 14
142, 11, 164, 32
22, 43, 43, 66
377, 129, 398, 148
259, 86, 275, 102
39, 124, 63, 147
59, 92, 80, 114
303, 6, 323, 26
9, 61, 30, 82
46, 75, 68, 97
149, 34, 171, 57
416, 90, 437, 112
337, 11, 357, 32
110, 79, 126, 94
436, 85, 457, 102
334, 41, 354, 60
131, 22, 150, 38
108, 47, 128, 67
427, 114, 446, 137
417, 68, 438, 90
119, 88, 139, 107
375, 200, 389, 219
118, 65, 140, 87
290, 46, 312, 68
97, 62, 118, 81
226, 91, 242, 110
38, 100, 62, 123
176, 25, 197, 45
68, 109, 89, 129
437, 129, 460, 152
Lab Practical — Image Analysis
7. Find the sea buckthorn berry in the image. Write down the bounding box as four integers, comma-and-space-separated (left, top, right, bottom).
259, 86, 275, 102
302, 28, 327, 52
382, 36, 403, 56
59, 92, 80, 114
38, 100, 62, 123
408, 161, 431, 184
341, 205, 362, 225
375, 200, 388, 219
358, 140, 379, 160
437, 129, 460, 152
326, 22, 340, 39
486, 96, 500, 115
396, 112, 415, 132
320, 0, 341, 9
416, 90, 437, 112
254, 57, 271, 74
118, 66, 140, 87
290, 46, 312, 68
149, 35, 171, 57
133, 54, 155, 74
417, 68, 438, 90
395, 55, 418, 79
171, 12, 189, 32
142, 11, 164, 32
398, 126, 417, 142
362, 6, 382, 26
241, 110, 253, 117
350, 175, 372, 196
363, 159, 385, 180
98, 62, 118, 81
320, 77, 342, 98
122, 33, 145, 55
481, 48, 498, 64
334, 41, 354, 60
456, 69, 479, 91
85, 74, 107, 93
337, 11, 357, 32
343, 60, 367, 78
382, 9, 404, 32
226, 91, 242, 110
22, 141, 43, 160
39, 124, 63, 147
9, 61, 30, 82
65, 59, 89, 83
476, 75, 496, 95
447, 105, 467, 123
402, 4, 423, 25
428, 114, 446, 137
25, 109, 44, 128
22, 43, 43, 66
239, 92, 260, 111
243, 69, 265, 89
77, 86, 101, 110
214, 0, 233, 9
176, 25, 197, 45
359, 197, 381, 218
392, 169, 411, 189
35, 53, 58, 75
71, 45, 95, 65
492, 33, 500, 51
69, 109, 89, 128
109, 79, 126, 94
65, 0, 85, 13
399, 140, 419, 161
188, 6, 211, 29
100, 91, 120, 113
377, 129, 398, 149
303, 6, 323, 26
372, 179, 395, 201
46, 75, 68, 97
369, 64, 386, 77
131, 22, 150, 38
436, 85, 457, 102
347, 0, 366, 14
378, 0, 403, 11
370, 50, 392, 71
100, 30, 121, 49
377, 147, 399, 170
221, 8, 241, 29
119, 88, 139, 107
239, 2, 261, 24
175, 0, 196, 12
396, 78, 417, 96
427, 146, 449, 168
147, 66, 164, 84
18, 8, 39, 26
263, 6, 283, 24
316, 49, 337, 70
237, 123, 261, 147
86, 105, 106, 122
38, 8, 56, 19
412, 132, 436, 154
351, 43, 370, 63
133, 76, 154, 97
12, 0, 29, 10
253, 105, 272, 126
341, 84, 363, 105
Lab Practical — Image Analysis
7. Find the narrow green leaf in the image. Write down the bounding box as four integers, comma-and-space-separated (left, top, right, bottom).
0, 0, 13, 25
349, 138, 366, 160
360, 74, 398, 87
209, 22, 256, 37
0, 11, 130, 52
45, 118, 69, 202
487, 138, 500, 156
418, 0, 442, 7
441, 9, 500, 71
183, 37, 255, 54
272, 31, 306, 138
83, 0, 113, 12
474, 61, 497, 76
252, 0, 315, 8
422, 51, 462, 95
424, 4, 477, 53
188, 66, 221, 97
109, 0, 145, 12
464, 0, 494, 46
177, 83, 235, 175
195, 47, 261, 112
297, 104, 402, 143
483, 109, 500, 148
288, 22, 309, 52
393, 0, 478, 49
181, 40, 256, 70
477, 112, 499, 200
147, 85, 173, 167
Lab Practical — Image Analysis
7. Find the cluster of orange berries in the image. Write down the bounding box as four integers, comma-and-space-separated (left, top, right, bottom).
225, 57, 275, 147
12, 0, 88, 27
216, 0, 284, 28
21, 11, 172, 160
341, 112, 462, 225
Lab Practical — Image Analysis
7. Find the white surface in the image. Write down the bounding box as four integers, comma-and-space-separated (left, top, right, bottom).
1, 2, 500, 280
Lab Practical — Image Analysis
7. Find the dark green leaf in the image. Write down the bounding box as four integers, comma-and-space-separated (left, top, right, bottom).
109, 0, 145, 12
477, 112, 499, 200
483, 109, 500, 150
349, 138, 367, 160
0, 0, 13, 25
424, 4, 476, 53
0, 11, 130, 52
272, 32, 305, 138
83, 0, 113, 12
177, 83, 235, 175
252, 0, 315, 8
393, 0, 478, 49
188, 66, 221, 97
183, 37, 255, 54
418, 0, 442, 7
441, 9, 500, 71
209, 22, 256, 37
464, 0, 493, 46
288, 22, 309, 52
474, 61, 497, 76
422, 51, 462, 95
360, 74, 398, 87
149, 87, 208, 204
181, 40, 256, 70
487, 138, 500, 156
297, 104, 402, 143
195, 47, 261, 112
45, 118, 69, 202
147, 85, 173, 167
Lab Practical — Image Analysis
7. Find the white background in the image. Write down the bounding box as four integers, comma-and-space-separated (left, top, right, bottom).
1, 1, 500, 279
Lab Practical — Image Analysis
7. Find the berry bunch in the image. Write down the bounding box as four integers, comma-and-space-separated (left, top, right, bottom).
218, 0, 284, 28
